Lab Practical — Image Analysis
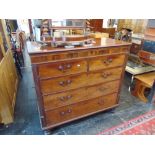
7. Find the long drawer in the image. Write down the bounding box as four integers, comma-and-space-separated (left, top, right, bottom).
43, 80, 120, 111
45, 93, 118, 126
89, 54, 126, 71
38, 59, 87, 78
40, 67, 123, 94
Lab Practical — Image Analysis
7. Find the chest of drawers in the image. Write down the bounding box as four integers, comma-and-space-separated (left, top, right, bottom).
27, 38, 131, 131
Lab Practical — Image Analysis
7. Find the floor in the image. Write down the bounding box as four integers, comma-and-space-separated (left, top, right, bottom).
0, 47, 155, 135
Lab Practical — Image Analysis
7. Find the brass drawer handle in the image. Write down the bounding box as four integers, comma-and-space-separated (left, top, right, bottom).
101, 72, 112, 78
58, 64, 72, 72
98, 99, 105, 105
103, 58, 113, 65
60, 109, 72, 116
59, 80, 72, 87
59, 95, 73, 101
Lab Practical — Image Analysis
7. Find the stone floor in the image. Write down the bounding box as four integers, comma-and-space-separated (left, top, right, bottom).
0, 47, 155, 135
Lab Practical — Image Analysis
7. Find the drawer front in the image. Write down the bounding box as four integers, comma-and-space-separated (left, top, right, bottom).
89, 54, 126, 71
38, 60, 87, 78
43, 87, 87, 111
88, 67, 123, 85
109, 47, 129, 54
31, 51, 89, 63
43, 80, 120, 111
40, 73, 87, 94
86, 80, 120, 99
45, 93, 118, 125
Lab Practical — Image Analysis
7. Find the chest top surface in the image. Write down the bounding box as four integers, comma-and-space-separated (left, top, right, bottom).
27, 38, 131, 55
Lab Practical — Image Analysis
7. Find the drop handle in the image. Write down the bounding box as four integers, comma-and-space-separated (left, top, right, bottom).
59, 80, 72, 87
101, 72, 112, 78
58, 64, 72, 72
103, 58, 113, 65
60, 109, 72, 116
59, 95, 73, 101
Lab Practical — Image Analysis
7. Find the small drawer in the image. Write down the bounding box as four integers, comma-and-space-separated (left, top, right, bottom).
109, 47, 121, 53
88, 48, 110, 56
43, 80, 120, 111
45, 93, 118, 126
89, 54, 125, 71
38, 59, 87, 78
31, 53, 66, 63
88, 67, 123, 85
40, 73, 87, 94
31, 51, 89, 63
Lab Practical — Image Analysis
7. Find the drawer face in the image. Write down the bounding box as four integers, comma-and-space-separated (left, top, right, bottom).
40, 73, 87, 94
88, 67, 123, 85
110, 47, 129, 54
45, 93, 118, 125
43, 87, 88, 111
43, 80, 120, 111
89, 54, 125, 71
86, 80, 120, 99
38, 60, 87, 78
31, 51, 89, 63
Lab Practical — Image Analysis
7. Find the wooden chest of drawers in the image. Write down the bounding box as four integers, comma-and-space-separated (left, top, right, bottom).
27, 38, 131, 131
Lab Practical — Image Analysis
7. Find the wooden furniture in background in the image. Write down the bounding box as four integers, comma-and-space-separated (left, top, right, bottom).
27, 38, 131, 131
149, 80, 155, 104
132, 72, 155, 103
102, 28, 116, 38
89, 19, 103, 32
89, 19, 116, 38
138, 20, 155, 66
0, 20, 19, 124
130, 34, 144, 55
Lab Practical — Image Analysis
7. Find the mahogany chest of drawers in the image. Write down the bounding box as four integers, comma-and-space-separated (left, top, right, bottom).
27, 38, 131, 131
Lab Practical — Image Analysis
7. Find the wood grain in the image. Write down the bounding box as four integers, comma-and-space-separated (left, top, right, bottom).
43, 80, 120, 111
28, 38, 130, 130
0, 22, 18, 124
45, 93, 118, 125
